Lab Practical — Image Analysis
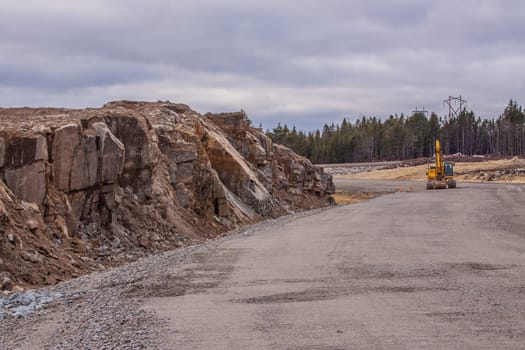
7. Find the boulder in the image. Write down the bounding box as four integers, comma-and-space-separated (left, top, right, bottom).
0, 275, 13, 291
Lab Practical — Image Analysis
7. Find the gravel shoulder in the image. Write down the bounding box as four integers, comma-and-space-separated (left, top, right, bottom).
1, 209, 328, 349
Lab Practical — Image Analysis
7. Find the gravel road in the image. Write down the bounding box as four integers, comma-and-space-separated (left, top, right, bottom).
3, 180, 525, 349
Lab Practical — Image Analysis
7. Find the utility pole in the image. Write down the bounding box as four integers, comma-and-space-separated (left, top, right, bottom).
443, 95, 467, 120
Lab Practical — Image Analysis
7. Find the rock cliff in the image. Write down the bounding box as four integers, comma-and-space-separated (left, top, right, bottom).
0, 101, 334, 291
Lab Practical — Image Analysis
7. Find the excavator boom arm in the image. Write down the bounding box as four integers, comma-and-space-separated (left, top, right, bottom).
435, 139, 443, 177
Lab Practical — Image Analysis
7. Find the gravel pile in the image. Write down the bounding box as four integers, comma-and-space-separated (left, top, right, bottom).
324, 166, 384, 176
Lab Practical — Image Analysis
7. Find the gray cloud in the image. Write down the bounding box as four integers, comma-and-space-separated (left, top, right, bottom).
1, 0, 524, 130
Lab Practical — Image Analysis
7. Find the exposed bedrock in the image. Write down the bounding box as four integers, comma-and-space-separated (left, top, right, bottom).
0, 101, 334, 289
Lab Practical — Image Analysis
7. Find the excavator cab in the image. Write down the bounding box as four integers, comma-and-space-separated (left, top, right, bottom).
444, 161, 456, 188
444, 162, 454, 177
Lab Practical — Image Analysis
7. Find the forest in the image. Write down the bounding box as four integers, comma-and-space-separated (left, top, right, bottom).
266, 100, 525, 164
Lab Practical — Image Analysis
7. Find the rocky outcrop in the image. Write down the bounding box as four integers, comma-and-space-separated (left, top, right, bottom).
0, 101, 334, 290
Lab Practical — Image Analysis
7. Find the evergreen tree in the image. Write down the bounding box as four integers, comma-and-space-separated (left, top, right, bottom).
265, 100, 525, 163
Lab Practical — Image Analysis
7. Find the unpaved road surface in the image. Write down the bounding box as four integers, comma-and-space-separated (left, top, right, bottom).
3, 180, 525, 349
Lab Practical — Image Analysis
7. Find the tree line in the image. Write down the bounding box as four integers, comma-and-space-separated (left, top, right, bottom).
266, 100, 525, 164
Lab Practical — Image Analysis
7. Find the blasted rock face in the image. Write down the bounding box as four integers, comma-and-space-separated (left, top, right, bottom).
200, 119, 273, 216
0, 101, 335, 290
52, 123, 96, 192
51, 122, 125, 193
92, 123, 125, 184
4, 162, 47, 205
0, 134, 48, 204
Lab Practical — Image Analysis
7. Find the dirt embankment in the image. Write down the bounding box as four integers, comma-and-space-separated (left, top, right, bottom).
326, 157, 525, 204
328, 157, 525, 183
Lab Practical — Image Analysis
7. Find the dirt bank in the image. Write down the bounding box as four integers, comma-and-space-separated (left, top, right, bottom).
331, 157, 525, 183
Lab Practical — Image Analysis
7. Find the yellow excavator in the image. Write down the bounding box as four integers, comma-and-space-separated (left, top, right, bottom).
426, 139, 456, 189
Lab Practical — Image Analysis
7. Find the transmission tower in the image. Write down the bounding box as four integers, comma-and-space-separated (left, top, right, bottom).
412, 107, 428, 116
443, 95, 467, 120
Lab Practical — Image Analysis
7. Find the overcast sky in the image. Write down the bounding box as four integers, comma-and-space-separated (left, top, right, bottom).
1, 0, 524, 130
